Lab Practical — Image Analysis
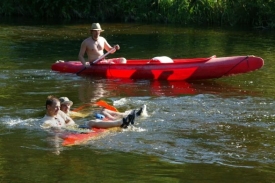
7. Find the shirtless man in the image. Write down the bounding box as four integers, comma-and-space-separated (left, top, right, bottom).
78, 23, 120, 67
41, 96, 75, 129
41, 96, 134, 130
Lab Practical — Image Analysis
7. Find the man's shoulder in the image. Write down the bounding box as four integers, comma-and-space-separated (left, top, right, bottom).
58, 110, 67, 118
81, 37, 92, 44
41, 115, 51, 120
98, 36, 106, 42
41, 115, 54, 123
40, 116, 55, 129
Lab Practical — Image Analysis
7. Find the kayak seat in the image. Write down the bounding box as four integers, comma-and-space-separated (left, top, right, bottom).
98, 57, 127, 64
149, 56, 174, 64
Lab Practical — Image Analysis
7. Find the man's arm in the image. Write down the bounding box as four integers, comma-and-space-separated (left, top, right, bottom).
103, 38, 120, 53
78, 41, 88, 66
59, 111, 75, 126
41, 120, 52, 129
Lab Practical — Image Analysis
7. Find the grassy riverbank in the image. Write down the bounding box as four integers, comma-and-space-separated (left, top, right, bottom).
0, 0, 274, 28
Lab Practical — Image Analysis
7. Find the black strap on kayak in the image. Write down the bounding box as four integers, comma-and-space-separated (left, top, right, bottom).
223, 56, 249, 76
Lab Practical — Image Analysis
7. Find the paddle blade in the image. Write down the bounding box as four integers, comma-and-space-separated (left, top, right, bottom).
96, 100, 118, 112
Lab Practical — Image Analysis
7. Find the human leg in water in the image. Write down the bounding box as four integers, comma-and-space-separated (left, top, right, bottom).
121, 110, 136, 128
128, 110, 136, 125
136, 107, 143, 116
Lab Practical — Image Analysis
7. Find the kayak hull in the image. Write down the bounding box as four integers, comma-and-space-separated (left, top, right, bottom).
62, 128, 108, 146
52, 56, 264, 80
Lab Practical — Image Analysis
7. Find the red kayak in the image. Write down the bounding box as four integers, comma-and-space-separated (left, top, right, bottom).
62, 100, 119, 146
52, 55, 264, 80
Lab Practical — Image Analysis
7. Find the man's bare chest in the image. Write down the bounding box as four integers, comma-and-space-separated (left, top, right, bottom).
87, 39, 104, 51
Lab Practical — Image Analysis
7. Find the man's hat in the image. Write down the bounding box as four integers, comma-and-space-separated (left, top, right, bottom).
59, 97, 73, 106
90, 23, 104, 32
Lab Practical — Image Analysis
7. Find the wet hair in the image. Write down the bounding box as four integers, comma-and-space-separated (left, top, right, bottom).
45, 95, 59, 109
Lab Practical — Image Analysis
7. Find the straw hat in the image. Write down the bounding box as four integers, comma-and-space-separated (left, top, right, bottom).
90, 23, 104, 32
59, 97, 73, 106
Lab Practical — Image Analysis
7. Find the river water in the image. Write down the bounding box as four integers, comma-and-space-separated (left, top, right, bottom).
1, 19, 275, 182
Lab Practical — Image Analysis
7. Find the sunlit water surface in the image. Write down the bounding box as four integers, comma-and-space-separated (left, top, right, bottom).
1, 19, 275, 182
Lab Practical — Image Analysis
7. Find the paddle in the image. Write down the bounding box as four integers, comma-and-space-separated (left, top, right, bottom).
76, 47, 117, 75
72, 100, 118, 113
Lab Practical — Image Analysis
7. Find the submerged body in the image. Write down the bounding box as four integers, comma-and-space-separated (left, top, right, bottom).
62, 101, 148, 146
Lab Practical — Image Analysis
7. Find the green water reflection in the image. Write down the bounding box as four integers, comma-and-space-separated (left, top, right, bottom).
1, 19, 275, 182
